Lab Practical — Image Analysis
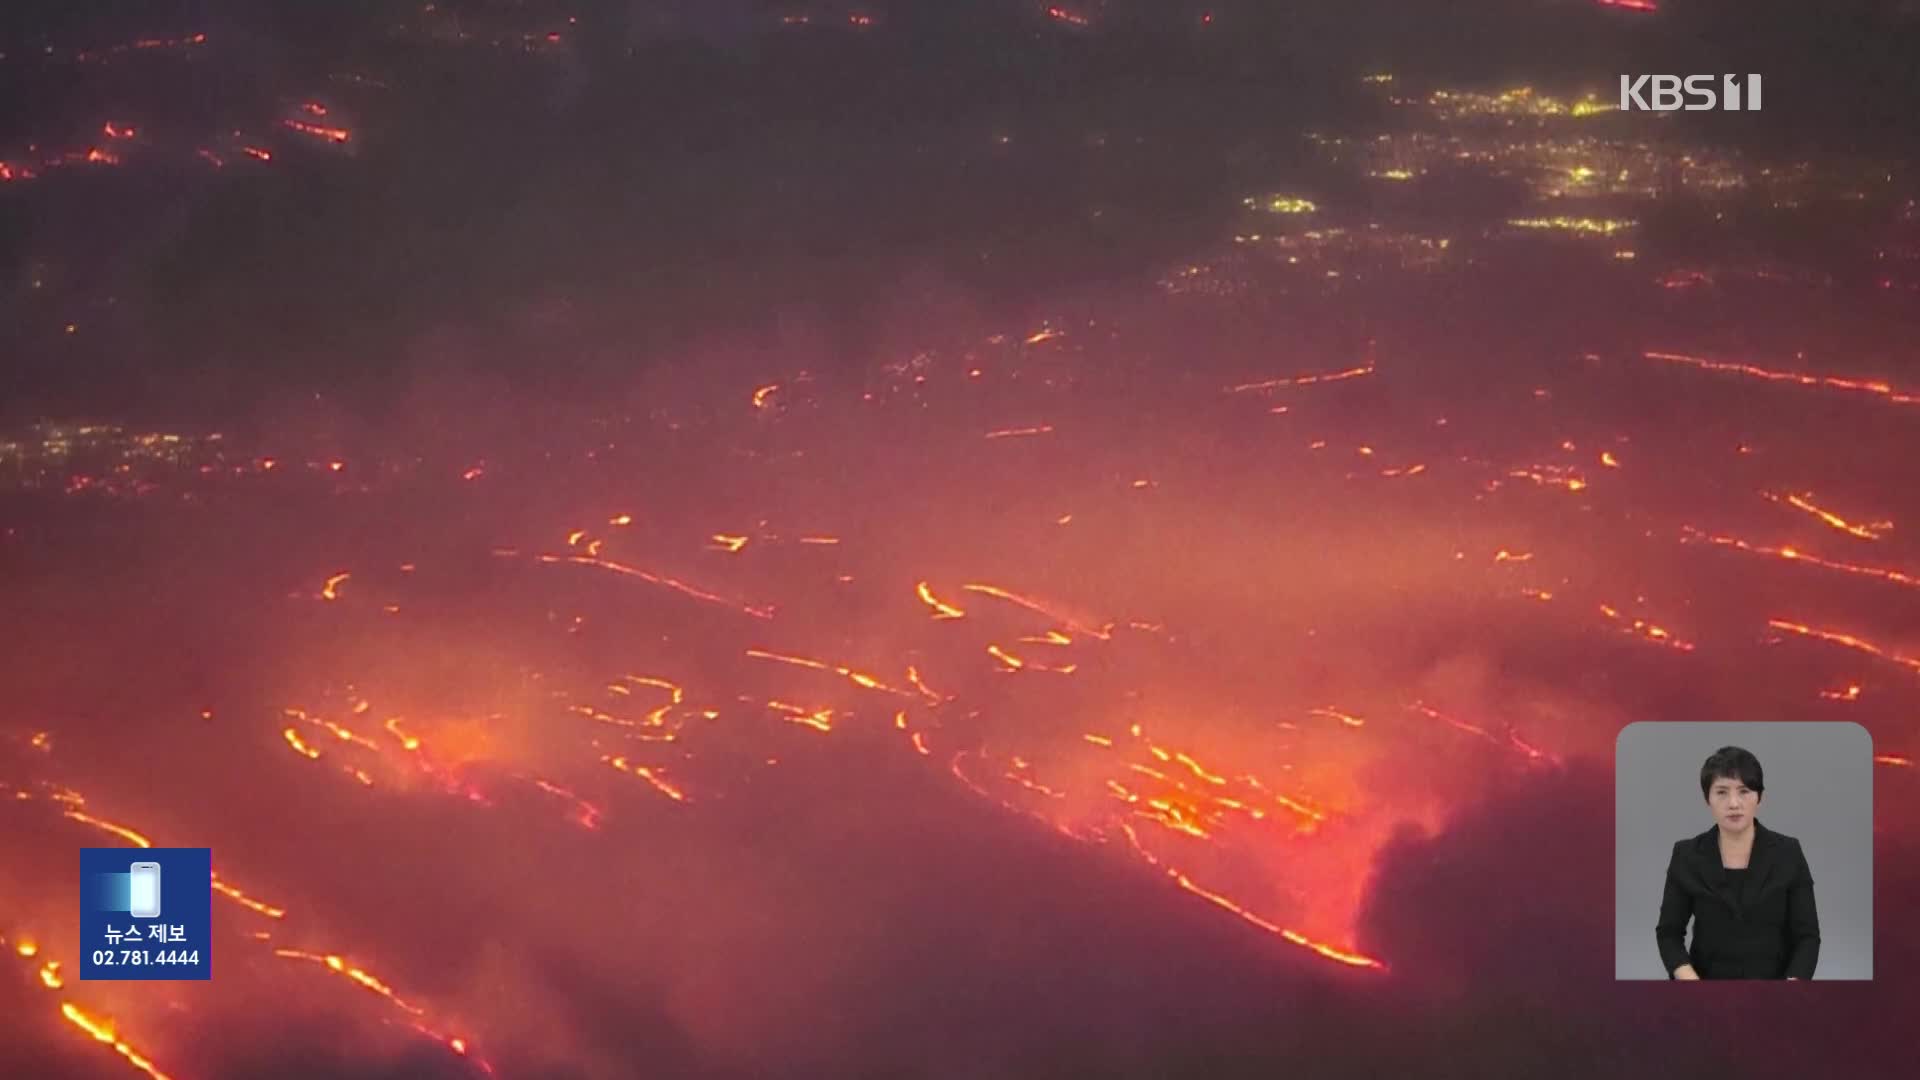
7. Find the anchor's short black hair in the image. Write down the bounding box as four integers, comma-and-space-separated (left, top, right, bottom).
1700, 746, 1765, 801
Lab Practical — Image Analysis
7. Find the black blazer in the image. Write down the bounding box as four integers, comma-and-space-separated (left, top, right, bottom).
1655, 820, 1820, 979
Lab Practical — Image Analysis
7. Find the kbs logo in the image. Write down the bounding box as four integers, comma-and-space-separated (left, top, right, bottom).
1619, 74, 1762, 111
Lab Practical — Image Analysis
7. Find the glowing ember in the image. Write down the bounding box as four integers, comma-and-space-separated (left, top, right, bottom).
282, 119, 352, 144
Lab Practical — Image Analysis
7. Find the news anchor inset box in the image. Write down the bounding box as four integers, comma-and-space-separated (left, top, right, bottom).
1614, 722, 1872, 980
79, 847, 212, 980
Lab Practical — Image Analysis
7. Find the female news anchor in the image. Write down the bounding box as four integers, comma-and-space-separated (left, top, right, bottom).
1656, 746, 1820, 980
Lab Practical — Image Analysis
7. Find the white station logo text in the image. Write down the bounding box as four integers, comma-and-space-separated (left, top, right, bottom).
1620, 74, 1761, 112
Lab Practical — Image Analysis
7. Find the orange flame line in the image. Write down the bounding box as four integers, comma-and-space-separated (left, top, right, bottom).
60, 1003, 175, 1080
915, 581, 966, 619
539, 554, 774, 618
961, 582, 1111, 640
1763, 491, 1891, 541
1227, 363, 1375, 394
1644, 350, 1920, 406
1683, 526, 1919, 590
1767, 619, 1920, 675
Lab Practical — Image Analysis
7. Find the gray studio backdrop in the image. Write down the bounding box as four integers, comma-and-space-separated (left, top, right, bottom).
1615, 721, 1872, 980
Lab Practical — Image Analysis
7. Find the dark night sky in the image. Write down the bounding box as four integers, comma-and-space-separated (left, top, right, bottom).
2, 1, 1917, 422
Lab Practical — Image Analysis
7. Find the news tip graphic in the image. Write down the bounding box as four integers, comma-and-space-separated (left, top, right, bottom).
79, 848, 212, 981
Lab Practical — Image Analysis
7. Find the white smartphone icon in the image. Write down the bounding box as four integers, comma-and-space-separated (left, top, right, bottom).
129, 862, 161, 919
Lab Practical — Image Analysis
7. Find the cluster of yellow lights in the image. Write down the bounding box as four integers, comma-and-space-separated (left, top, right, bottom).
1422, 85, 1619, 118
1244, 195, 1317, 214
1507, 215, 1636, 236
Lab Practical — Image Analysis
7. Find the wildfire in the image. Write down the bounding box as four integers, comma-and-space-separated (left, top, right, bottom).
61, 807, 154, 848
274, 949, 424, 1014
1115, 824, 1383, 969
1766, 619, 1920, 676
746, 648, 911, 696
1681, 526, 1920, 592
916, 581, 967, 619
534, 552, 775, 618
1762, 491, 1892, 541
1410, 701, 1558, 764
1228, 363, 1375, 394
282, 118, 352, 144
212, 875, 288, 919
1644, 350, 1920, 407
283, 726, 323, 759
602, 755, 689, 801
19, 192, 1920, 1073
961, 582, 1112, 640
1597, 602, 1695, 652
60, 1003, 175, 1080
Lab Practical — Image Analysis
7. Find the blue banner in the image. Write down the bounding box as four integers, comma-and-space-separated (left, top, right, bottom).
79, 848, 212, 981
